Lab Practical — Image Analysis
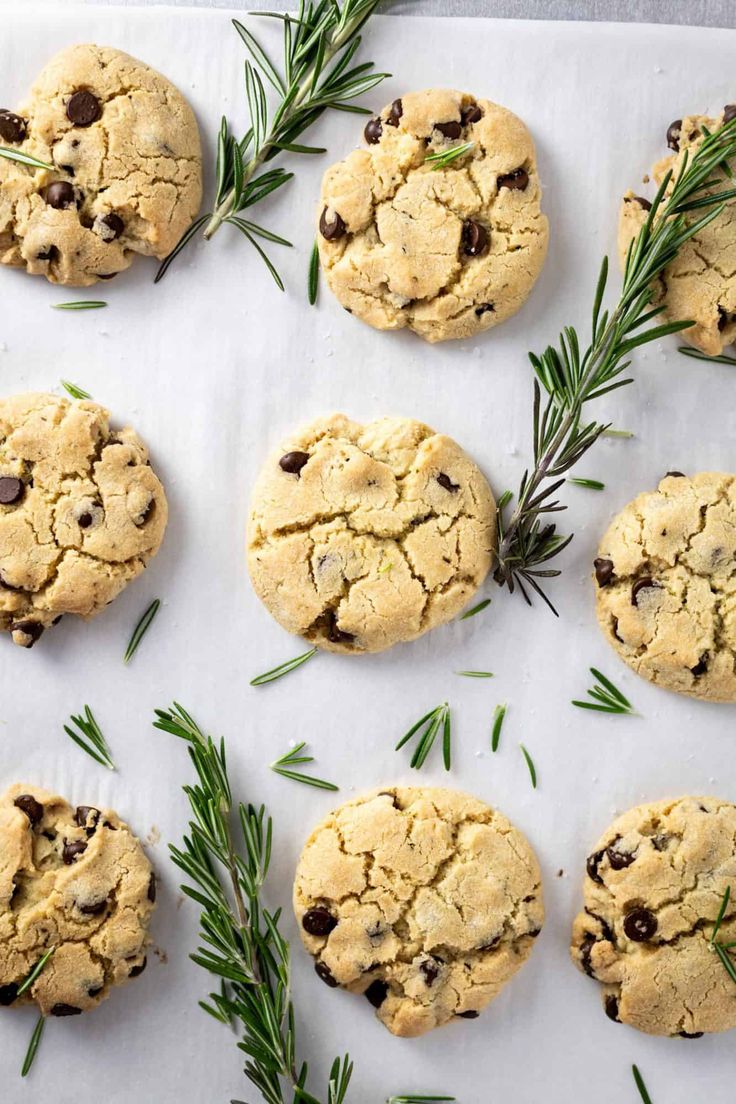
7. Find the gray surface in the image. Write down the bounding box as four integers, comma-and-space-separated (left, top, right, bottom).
22, 0, 736, 25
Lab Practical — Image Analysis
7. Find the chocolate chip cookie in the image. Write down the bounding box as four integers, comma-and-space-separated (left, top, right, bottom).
618, 106, 736, 355
0, 44, 202, 285
571, 796, 736, 1037
593, 472, 736, 702
0, 784, 155, 1016
0, 391, 167, 648
247, 413, 496, 653
294, 787, 544, 1037
317, 88, 548, 342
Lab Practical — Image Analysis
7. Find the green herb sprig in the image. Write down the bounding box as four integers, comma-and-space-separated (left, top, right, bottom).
424, 141, 474, 170
52, 301, 107, 311
519, 743, 537, 788
710, 885, 736, 985
456, 669, 493, 679
460, 598, 491, 620
491, 703, 506, 752
250, 647, 317, 685
572, 668, 636, 715
632, 1065, 654, 1104
63, 706, 115, 770
0, 147, 52, 171
568, 477, 604, 490
21, 1016, 46, 1078
308, 241, 320, 304
124, 599, 161, 664
270, 741, 338, 790
396, 703, 452, 771
494, 114, 736, 613
17, 949, 55, 998
61, 380, 92, 400
678, 345, 736, 366
156, 4, 390, 284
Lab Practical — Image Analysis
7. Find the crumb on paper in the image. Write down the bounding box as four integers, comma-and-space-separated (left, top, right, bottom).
147, 825, 161, 846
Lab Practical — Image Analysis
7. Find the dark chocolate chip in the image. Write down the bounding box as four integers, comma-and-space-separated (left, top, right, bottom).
497, 167, 529, 191
319, 207, 346, 241
435, 120, 462, 139
36, 246, 59, 263
679, 1030, 704, 1039
129, 957, 147, 978
593, 557, 615, 588
0, 110, 27, 144
148, 872, 157, 903
461, 219, 488, 257
0, 476, 24, 505
62, 839, 88, 865
78, 512, 93, 529
364, 117, 383, 145
461, 103, 483, 125
718, 306, 730, 332
325, 610, 354, 646
586, 850, 605, 885
629, 195, 652, 211
457, 1010, 480, 1019
631, 576, 659, 606
315, 961, 339, 987
14, 794, 43, 826
387, 99, 403, 127
78, 899, 107, 916
279, 451, 309, 476
87, 985, 103, 998
98, 272, 117, 280
44, 181, 77, 210
665, 470, 685, 478
724, 105, 736, 125
66, 90, 101, 128
100, 213, 124, 239
607, 844, 636, 870
474, 302, 494, 317
13, 621, 43, 647
652, 833, 671, 852
604, 994, 621, 1022
302, 907, 337, 937
690, 652, 709, 677
580, 933, 598, 977
50, 1003, 82, 1017
0, 983, 19, 1006
365, 979, 388, 1008
419, 958, 440, 986
623, 907, 657, 942
75, 806, 100, 836
667, 119, 682, 151
437, 472, 459, 492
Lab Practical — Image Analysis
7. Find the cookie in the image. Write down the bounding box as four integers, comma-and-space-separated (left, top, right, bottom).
618, 106, 736, 355
247, 413, 496, 653
294, 786, 543, 1037
0, 44, 202, 286
571, 796, 736, 1037
317, 89, 548, 343
0, 391, 168, 648
0, 783, 155, 1016
593, 472, 736, 702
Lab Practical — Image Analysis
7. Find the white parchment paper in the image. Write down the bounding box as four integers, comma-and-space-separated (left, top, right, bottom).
1, 8, 736, 1102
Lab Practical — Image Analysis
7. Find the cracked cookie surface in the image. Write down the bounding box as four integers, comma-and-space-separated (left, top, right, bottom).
571, 796, 736, 1037
317, 88, 549, 343
0, 43, 202, 286
0, 391, 168, 648
618, 105, 736, 355
247, 413, 496, 654
0, 783, 155, 1017
294, 786, 544, 1037
594, 472, 736, 702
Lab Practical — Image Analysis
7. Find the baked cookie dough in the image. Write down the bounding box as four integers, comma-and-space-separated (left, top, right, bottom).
0, 44, 202, 286
618, 105, 736, 355
571, 796, 736, 1037
0, 783, 155, 1016
247, 413, 496, 653
294, 787, 543, 1037
317, 88, 548, 342
594, 471, 736, 702
0, 391, 168, 648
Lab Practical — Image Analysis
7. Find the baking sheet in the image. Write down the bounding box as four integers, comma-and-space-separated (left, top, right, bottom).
1, 7, 736, 1102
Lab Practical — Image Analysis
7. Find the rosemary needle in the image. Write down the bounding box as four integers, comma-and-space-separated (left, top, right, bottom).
632, 1065, 654, 1104
124, 599, 161, 664
460, 597, 491, 620
456, 670, 493, 679
601, 428, 634, 439
0, 146, 52, 171
425, 142, 474, 170
491, 704, 506, 753
21, 1015, 46, 1078
572, 668, 636, 715
711, 885, 731, 945
61, 380, 92, 400
308, 240, 320, 305
519, 743, 537, 788
17, 948, 55, 997
64, 706, 116, 770
709, 886, 736, 985
396, 703, 452, 771
388, 1097, 455, 1103
270, 741, 338, 791
678, 345, 736, 366
568, 477, 605, 490
250, 647, 317, 686
52, 301, 107, 311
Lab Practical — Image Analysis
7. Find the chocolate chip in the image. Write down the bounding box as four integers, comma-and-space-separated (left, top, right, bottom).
319, 207, 346, 241
667, 119, 682, 151
0, 572, 21, 591
461, 219, 489, 257
628, 195, 652, 211
579, 933, 598, 977
75, 806, 100, 836
437, 472, 459, 492
50, 1003, 82, 1017
62, 839, 88, 865
461, 103, 482, 125
652, 833, 671, 851
586, 850, 605, 885
387, 99, 403, 127
679, 1031, 704, 1039
593, 557, 614, 588
724, 105, 736, 125
474, 302, 494, 317
14, 794, 43, 826
0, 110, 27, 143
279, 451, 309, 476
718, 306, 729, 331
607, 844, 636, 870
690, 652, 709, 677
44, 181, 78, 210
420, 958, 440, 986
325, 610, 354, 646
631, 576, 659, 606
78, 512, 93, 529
665, 470, 685, 478
302, 907, 337, 937
129, 957, 147, 978
78, 899, 107, 916
315, 961, 339, 987
66, 90, 101, 128
13, 620, 43, 647
0, 476, 24, 505
435, 120, 462, 139
365, 979, 388, 1008
623, 907, 657, 942
498, 167, 529, 191
148, 872, 157, 903
364, 117, 383, 144
604, 994, 621, 1022
87, 985, 103, 998
36, 245, 59, 263
457, 1010, 480, 1019
99, 213, 124, 240
0, 983, 19, 1006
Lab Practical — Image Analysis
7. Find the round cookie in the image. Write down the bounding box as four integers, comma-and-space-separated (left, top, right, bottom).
618, 105, 736, 355
0, 783, 155, 1016
317, 88, 548, 343
0, 44, 202, 286
0, 391, 168, 648
247, 413, 496, 653
293, 786, 544, 1037
571, 796, 736, 1037
593, 472, 736, 702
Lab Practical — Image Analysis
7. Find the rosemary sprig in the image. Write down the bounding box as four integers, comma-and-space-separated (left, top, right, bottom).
270, 741, 338, 791
424, 141, 474, 170
17, 948, 55, 997
124, 598, 161, 664
156, 4, 389, 284
572, 668, 636, 715
21, 1015, 46, 1078
308, 240, 320, 305
632, 1065, 654, 1104
709, 886, 736, 985
456, 669, 493, 679
250, 647, 317, 685
568, 477, 604, 490
519, 743, 537, 789
52, 300, 107, 311
0, 146, 52, 171
387, 1097, 455, 1103
678, 345, 736, 366
396, 703, 452, 770
63, 706, 116, 770
60, 380, 91, 400
491, 703, 506, 752
494, 114, 736, 613
460, 597, 491, 620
